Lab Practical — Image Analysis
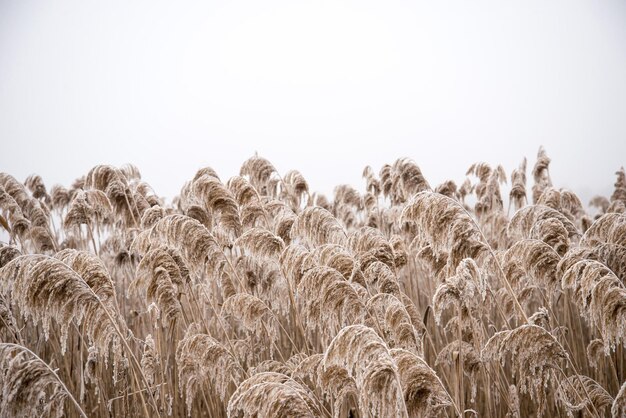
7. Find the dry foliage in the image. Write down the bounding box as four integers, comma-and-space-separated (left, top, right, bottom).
0, 149, 625, 417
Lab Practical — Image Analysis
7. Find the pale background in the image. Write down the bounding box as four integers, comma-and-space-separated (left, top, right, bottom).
1, 0, 625, 202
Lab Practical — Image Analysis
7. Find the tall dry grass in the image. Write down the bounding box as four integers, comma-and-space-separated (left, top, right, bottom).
0, 148, 625, 417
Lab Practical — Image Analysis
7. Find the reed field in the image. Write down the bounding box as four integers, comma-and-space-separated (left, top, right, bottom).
0, 147, 625, 417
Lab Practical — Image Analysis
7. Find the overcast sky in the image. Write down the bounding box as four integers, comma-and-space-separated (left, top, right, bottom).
1, 0, 625, 202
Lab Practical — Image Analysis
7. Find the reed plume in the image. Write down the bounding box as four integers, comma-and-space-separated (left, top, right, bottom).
391, 348, 451, 417
560, 258, 626, 351
0, 254, 121, 357
291, 207, 347, 247
556, 374, 613, 416
176, 323, 243, 414
227, 371, 321, 418
482, 324, 567, 415
322, 324, 406, 417
0, 342, 86, 418
401, 191, 488, 278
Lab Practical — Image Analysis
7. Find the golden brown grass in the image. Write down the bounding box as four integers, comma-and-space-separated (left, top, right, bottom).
0, 149, 625, 417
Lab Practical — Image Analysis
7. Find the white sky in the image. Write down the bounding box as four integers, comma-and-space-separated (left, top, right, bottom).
1, 0, 625, 202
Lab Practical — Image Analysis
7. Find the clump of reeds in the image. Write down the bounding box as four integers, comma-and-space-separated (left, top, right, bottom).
0, 147, 624, 417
